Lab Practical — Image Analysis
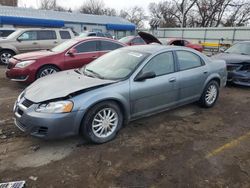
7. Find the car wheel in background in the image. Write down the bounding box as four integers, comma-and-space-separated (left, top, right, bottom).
36, 65, 60, 79
199, 80, 219, 108
0, 50, 15, 65
81, 101, 123, 144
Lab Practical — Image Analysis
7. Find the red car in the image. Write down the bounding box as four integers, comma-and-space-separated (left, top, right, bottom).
168, 39, 203, 52
6, 37, 126, 83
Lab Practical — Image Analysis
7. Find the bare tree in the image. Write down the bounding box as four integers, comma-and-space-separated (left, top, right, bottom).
120, 6, 146, 29
149, 2, 179, 27
79, 0, 104, 15
39, 0, 57, 10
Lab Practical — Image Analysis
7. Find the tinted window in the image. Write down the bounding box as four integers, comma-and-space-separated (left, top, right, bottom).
0, 30, 15, 37
143, 52, 175, 76
176, 51, 203, 71
75, 41, 98, 53
18, 31, 37, 40
60, 31, 71, 39
38, 30, 56, 40
100, 41, 123, 51
97, 32, 105, 37
88, 33, 96, 36
132, 37, 145, 44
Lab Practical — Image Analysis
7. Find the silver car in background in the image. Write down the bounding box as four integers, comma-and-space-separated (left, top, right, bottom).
13, 45, 227, 144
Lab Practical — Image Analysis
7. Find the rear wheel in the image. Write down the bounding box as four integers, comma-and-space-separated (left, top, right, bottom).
36, 65, 60, 79
199, 80, 219, 108
81, 101, 123, 144
0, 50, 15, 65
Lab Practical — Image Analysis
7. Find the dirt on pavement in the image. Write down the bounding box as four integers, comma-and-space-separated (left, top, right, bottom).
0, 65, 250, 188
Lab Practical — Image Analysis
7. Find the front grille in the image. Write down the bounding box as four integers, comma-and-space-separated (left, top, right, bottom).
22, 99, 33, 108
38, 127, 48, 135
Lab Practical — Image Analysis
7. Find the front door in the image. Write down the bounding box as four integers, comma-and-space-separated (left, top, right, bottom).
130, 51, 179, 118
64, 40, 100, 70
15, 30, 41, 53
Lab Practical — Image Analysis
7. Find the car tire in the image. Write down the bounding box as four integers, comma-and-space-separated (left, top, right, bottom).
36, 65, 60, 79
199, 80, 219, 108
81, 101, 123, 144
0, 50, 15, 65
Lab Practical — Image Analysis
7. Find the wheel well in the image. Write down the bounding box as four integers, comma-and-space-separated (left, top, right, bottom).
211, 77, 221, 86
79, 99, 129, 133
36, 64, 61, 77
0, 49, 16, 55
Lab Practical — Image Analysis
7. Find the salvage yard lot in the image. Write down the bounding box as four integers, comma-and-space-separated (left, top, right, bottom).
0, 65, 250, 187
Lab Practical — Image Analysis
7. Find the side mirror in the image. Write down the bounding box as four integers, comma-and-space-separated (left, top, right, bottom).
134, 71, 156, 81
17, 38, 22, 42
219, 48, 225, 53
68, 48, 77, 56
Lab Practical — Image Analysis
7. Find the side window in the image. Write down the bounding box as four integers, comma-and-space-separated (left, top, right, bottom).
88, 33, 96, 36
176, 51, 203, 71
60, 31, 71, 39
38, 30, 56, 40
100, 41, 123, 51
142, 52, 175, 76
75, 41, 97, 53
132, 37, 145, 44
18, 31, 37, 41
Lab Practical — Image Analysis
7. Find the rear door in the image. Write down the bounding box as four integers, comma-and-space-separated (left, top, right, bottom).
63, 40, 100, 70
130, 51, 179, 118
175, 50, 209, 104
15, 30, 40, 53
37, 30, 58, 50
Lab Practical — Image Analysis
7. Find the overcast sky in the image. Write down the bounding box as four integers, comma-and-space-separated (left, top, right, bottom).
18, 0, 162, 14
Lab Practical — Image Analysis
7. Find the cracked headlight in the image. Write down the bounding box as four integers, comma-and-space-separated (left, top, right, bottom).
15, 60, 36, 68
36, 101, 74, 113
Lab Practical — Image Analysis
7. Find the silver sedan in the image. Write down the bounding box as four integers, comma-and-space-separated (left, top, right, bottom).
13, 45, 227, 143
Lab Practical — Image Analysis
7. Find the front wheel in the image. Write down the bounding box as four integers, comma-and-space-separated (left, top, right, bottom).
0, 50, 15, 65
81, 101, 123, 144
199, 80, 219, 108
36, 65, 59, 79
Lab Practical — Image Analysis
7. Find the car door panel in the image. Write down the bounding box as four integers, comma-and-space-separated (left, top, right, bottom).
129, 51, 179, 118
130, 73, 179, 118
15, 31, 40, 53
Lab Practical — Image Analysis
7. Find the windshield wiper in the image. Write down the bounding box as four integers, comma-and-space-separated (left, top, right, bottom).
74, 69, 82, 74
85, 69, 104, 79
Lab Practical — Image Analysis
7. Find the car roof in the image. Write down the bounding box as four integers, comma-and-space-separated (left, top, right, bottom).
73, 36, 126, 45
122, 44, 192, 54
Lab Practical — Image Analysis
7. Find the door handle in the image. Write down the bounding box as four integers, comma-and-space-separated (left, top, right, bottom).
92, 56, 98, 59
169, 77, 176, 82
33, 42, 37, 45
204, 71, 208, 74
54, 41, 58, 44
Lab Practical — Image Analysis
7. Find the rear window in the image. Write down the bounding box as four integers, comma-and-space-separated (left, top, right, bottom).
38, 30, 56, 40
60, 31, 71, 39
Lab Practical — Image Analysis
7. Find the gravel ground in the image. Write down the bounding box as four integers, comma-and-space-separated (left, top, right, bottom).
0, 65, 250, 188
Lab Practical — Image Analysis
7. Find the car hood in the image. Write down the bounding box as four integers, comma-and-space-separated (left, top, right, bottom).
212, 53, 250, 64
14, 50, 57, 61
24, 70, 116, 103
138, 31, 162, 44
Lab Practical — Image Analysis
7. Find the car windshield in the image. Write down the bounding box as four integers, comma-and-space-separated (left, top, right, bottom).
118, 36, 134, 43
51, 39, 79, 52
225, 43, 250, 55
84, 49, 149, 80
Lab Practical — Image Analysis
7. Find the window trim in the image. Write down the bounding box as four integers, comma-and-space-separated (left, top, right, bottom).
174, 50, 205, 72
137, 51, 177, 78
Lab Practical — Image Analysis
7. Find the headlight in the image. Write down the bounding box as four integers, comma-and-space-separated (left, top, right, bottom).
36, 101, 74, 113
15, 60, 35, 68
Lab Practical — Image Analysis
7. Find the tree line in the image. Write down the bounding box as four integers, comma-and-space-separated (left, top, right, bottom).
38, 0, 250, 29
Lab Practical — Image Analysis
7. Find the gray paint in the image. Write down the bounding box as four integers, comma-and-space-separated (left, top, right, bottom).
14, 45, 227, 139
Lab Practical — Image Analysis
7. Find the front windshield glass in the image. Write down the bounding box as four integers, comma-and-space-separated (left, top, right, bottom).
51, 39, 78, 52
84, 49, 149, 80
225, 42, 250, 55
